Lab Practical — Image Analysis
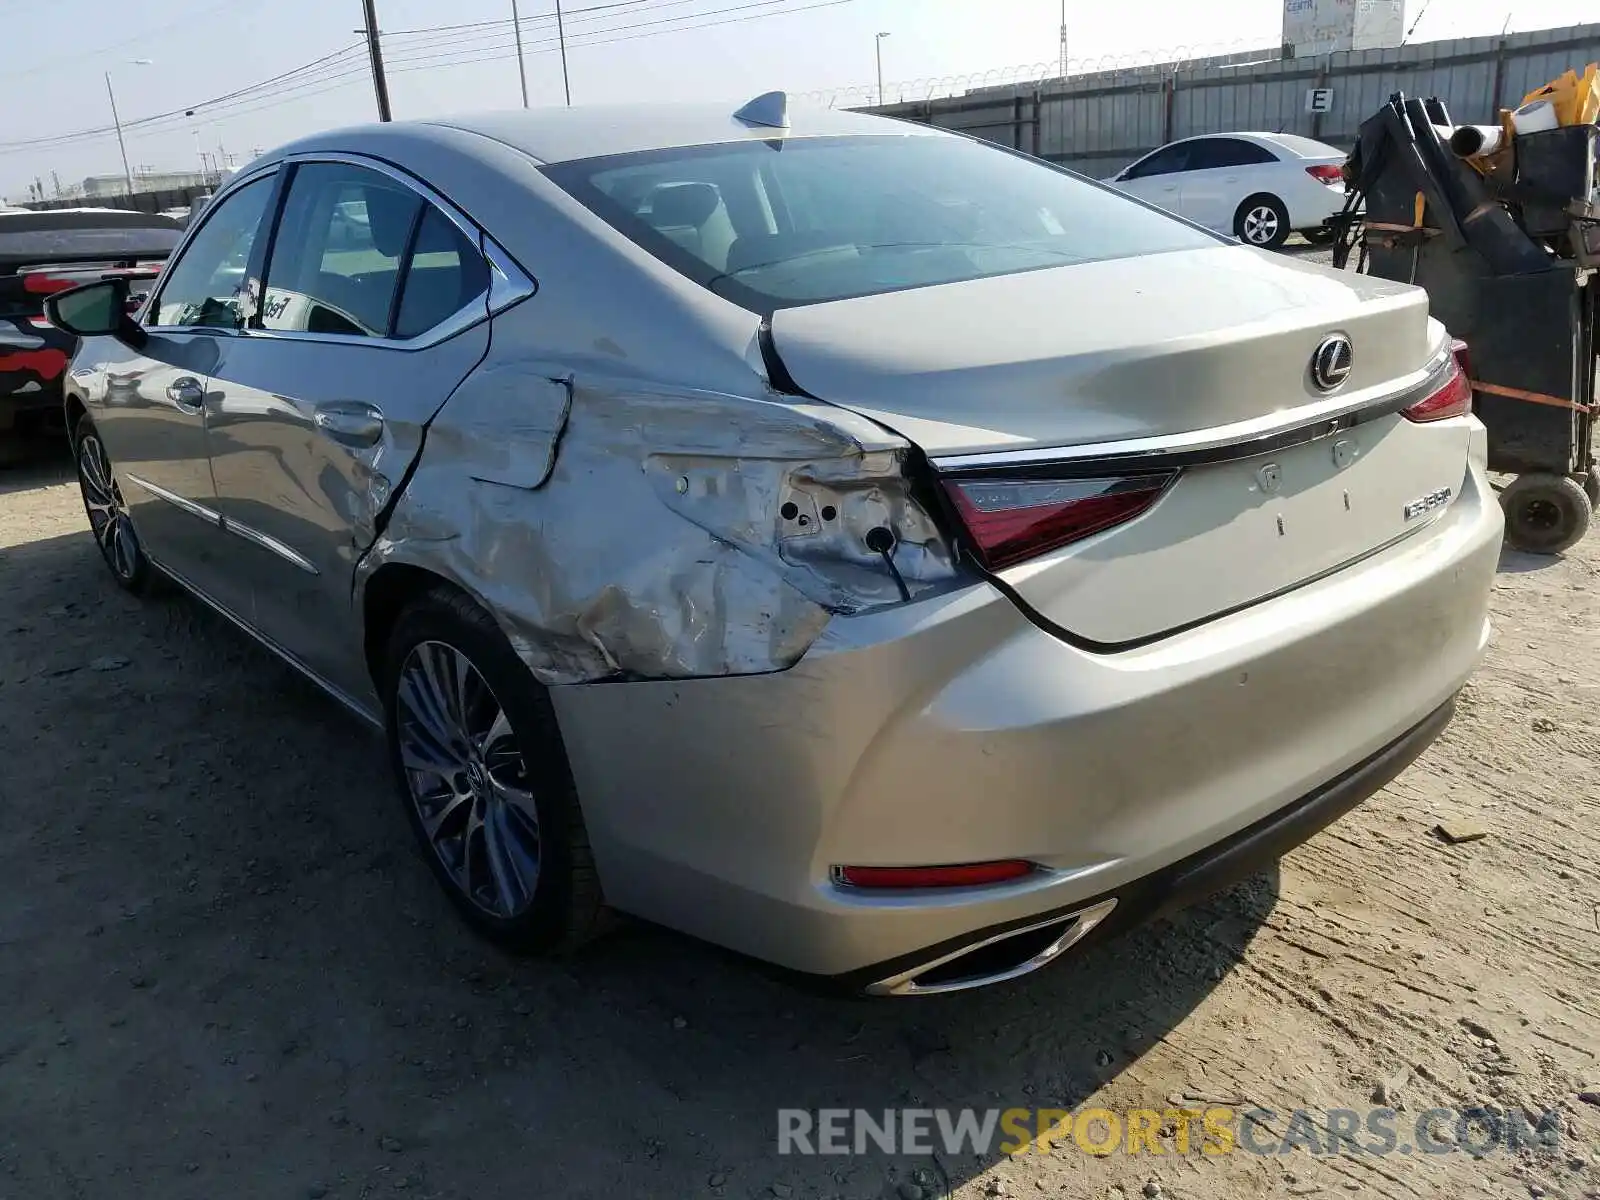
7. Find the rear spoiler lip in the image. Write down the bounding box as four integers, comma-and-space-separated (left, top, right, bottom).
0, 249, 174, 276
929, 342, 1456, 480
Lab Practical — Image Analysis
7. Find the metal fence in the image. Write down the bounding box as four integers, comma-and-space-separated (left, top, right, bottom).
22, 181, 221, 215
863, 23, 1600, 180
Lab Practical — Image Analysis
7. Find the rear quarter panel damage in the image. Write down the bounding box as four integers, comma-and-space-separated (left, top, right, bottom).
356, 371, 960, 683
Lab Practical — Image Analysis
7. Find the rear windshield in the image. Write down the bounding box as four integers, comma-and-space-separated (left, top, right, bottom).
1263, 134, 1344, 159
543, 134, 1220, 314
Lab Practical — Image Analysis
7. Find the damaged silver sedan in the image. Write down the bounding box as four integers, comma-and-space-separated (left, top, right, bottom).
49, 95, 1502, 994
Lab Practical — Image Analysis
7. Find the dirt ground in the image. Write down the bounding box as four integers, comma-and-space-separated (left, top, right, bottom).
2, 419, 1598, 1200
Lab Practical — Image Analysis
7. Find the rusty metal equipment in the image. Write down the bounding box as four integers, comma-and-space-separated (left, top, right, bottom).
1333, 93, 1600, 554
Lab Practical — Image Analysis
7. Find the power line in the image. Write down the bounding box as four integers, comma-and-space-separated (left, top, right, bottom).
0, 0, 860, 159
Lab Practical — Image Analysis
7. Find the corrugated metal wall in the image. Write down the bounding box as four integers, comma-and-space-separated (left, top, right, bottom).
868, 24, 1600, 180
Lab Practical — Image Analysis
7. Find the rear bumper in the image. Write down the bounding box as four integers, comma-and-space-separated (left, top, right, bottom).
553, 458, 1502, 979
837, 694, 1454, 993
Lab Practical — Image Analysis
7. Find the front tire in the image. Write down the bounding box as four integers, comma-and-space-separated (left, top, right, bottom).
383, 586, 608, 952
1235, 195, 1291, 250
72, 417, 152, 594
1500, 472, 1592, 555
1301, 227, 1336, 246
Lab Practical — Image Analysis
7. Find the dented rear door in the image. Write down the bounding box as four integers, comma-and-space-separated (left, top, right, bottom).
203, 160, 493, 706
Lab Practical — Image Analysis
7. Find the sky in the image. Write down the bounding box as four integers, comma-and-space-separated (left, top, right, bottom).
1, 0, 1594, 200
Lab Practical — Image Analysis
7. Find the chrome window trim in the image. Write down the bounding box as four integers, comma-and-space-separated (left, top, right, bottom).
930, 342, 1457, 477
146, 152, 536, 348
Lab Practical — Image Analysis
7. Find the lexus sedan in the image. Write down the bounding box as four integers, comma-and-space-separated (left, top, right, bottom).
47, 96, 1500, 995
1109, 132, 1349, 249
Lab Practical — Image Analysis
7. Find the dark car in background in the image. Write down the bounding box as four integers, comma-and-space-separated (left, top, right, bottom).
1, 208, 182, 452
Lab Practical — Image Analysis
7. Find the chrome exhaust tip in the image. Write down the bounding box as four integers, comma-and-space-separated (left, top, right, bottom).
865, 898, 1118, 997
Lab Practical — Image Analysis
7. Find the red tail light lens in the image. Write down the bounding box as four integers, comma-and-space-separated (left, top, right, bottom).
941, 473, 1176, 571
1402, 354, 1472, 423
1306, 164, 1345, 185
836, 860, 1034, 889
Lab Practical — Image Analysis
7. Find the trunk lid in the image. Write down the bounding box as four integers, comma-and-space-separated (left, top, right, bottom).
767, 245, 1469, 645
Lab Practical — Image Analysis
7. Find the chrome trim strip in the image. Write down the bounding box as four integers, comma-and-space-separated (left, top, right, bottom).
865, 898, 1118, 996
930, 345, 1456, 477
145, 551, 383, 730
484, 237, 537, 313
151, 151, 536, 349
218, 516, 320, 576
123, 472, 222, 526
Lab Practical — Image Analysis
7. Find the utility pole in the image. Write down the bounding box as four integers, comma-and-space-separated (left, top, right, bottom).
555, 0, 571, 106
511, 0, 530, 107
1058, 0, 1068, 79
875, 31, 890, 106
360, 0, 393, 121
105, 71, 135, 197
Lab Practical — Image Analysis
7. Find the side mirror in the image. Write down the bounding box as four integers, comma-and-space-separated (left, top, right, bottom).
44, 279, 146, 348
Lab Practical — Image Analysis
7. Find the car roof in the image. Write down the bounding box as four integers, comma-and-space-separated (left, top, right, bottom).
332, 101, 946, 167
1160, 131, 1341, 158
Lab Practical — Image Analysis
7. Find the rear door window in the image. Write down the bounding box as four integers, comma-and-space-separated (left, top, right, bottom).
260, 163, 421, 338
1186, 139, 1279, 169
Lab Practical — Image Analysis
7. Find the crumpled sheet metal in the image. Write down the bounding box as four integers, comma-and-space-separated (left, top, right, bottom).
359, 373, 958, 684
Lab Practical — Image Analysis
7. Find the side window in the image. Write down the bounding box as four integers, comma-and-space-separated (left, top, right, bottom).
393, 208, 490, 339
1125, 145, 1191, 180
1189, 139, 1278, 169
150, 177, 272, 328
261, 162, 422, 338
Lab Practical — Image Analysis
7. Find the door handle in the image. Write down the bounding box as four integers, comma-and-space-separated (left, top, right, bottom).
166, 376, 205, 412
314, 402, 384, 447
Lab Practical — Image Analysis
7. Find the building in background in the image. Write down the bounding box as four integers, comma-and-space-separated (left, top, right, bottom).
1284, 0, 1406, 56
81, 169, 212, 198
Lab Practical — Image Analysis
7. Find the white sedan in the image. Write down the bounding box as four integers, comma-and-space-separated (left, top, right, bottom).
1109, 132, 1348, 249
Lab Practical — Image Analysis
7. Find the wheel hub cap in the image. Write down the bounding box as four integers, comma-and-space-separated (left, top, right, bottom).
77, 433, 138, 580
395, 641, 542, 919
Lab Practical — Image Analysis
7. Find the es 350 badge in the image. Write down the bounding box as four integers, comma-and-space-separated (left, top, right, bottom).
1403, 487, 1454, 521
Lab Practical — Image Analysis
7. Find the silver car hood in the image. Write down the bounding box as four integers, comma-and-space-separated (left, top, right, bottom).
766, 246, 1433, 456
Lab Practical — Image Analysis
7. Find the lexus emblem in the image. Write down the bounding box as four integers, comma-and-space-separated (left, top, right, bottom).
1311, 334, 1354, 393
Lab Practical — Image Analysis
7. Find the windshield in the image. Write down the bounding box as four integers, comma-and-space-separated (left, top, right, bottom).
543, 134, 1221, 314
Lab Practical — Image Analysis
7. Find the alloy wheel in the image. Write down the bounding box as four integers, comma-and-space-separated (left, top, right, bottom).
77, 432, 140, 581
395, 640, 542, 918
1242, 205, 1281, 245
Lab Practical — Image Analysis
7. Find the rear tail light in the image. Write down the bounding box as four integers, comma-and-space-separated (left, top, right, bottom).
940, 473, 1176, 571
1306, 164, 1345, 185
1449, 336, 1472, 382
1402, 350, 1473, 423
835, 860, 1035, 889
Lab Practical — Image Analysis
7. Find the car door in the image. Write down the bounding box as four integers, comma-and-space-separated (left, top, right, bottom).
202, 157, 494, 708
1175, 138, 1280, 232
1111, 144, 1192, 215
90, 174, 276, 590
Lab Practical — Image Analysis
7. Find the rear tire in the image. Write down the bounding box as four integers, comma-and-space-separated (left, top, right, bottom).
72, 416, 153, 594
1500, 472, 1592, 555
382, 585, 608, 953
1582, 467, 1599, 508
1301, 227, 1336, 246
1235, 194, 1291, 250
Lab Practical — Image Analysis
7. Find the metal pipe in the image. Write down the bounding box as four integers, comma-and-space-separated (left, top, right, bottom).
511, 0, 529, 108
105, 72, 134, 198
